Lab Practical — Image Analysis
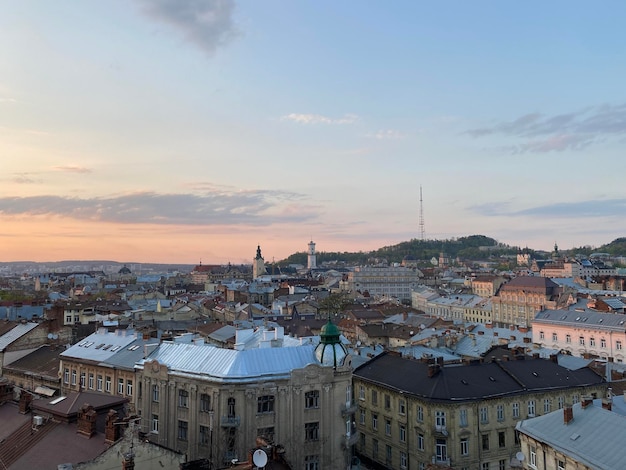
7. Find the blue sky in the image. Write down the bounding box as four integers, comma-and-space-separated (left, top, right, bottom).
1, 1, 625, 263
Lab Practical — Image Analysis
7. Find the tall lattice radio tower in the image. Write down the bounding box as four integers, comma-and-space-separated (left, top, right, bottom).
419, 185, 425, 240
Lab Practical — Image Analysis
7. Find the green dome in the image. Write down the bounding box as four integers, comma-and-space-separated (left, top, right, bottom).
319, 319, 341, 344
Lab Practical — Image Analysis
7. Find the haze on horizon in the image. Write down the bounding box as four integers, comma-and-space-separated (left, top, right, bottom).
2, 1, 625, 265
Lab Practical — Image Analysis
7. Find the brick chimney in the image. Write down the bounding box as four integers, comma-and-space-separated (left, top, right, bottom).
602, 398, 612, 411
77, 403, 97, 438
427, 364, 440, 378
105, 409, 121, 444
18, 391, 33, 414
581, 396, 593, 409
563, 405, 573, 424
122, 452, 135, 470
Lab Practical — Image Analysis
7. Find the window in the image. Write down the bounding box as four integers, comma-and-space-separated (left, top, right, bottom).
482, 463, 490, 470
386, 444, 392, 464
117, 378, 124, 395
459, 408, 468, 426
499, 459, 506, 470
305, 422, 319, 441
460, 438, 469, 456
557, 459, 565, 470
566, 334, 571, 343
480, 406, 488, 424
399, 424, 406, 442
151, 414, 159, 433
199, 425, 210, 445
63, 369, 70, 384
80, 373, 86, 388
539, 331, 544, 339
436, 438, 447, 461
105, 376, 111, 393
126, 380, 132, 396
384, 394, 391, 409
530, 446, 537, 468
435, 410, 446, 430
601, 338, 607, 348
359, 385, 365, 400
97, 375, 103, 392
399, 399, 406, 415
385, 418, 391, 436
528, 400, 535, 417
359, 432, 365, 448
305, 455, 319, 470
417, 405, 424, 422
579, 336, 585, 346
544, 398, 551, 413
371, 390, 378, 406
617, 340, 623, 350
552, 333, 558, 341
200, 393, 211, 412
417, 433, 424, 451
258, 395, 275, 413
482, 434, 489, 450
497, 404, 504, 421
305, 390, 320, 409
512, 402, 520, 418
152, 384, 159, 402
178, 389, 189, 408
572, 394, 579, 404
359, 408, 365, 425
372, 413, 378, 431
590, 337, 596, 347
373, 439, 379, 459
228, 397, 236, 417
498, 431, 506, 448
65, 315, 71, 323
88, 373, 94, 390
400, 451, 407, 469
177, 420, 188, 440
558, 396, 564, 409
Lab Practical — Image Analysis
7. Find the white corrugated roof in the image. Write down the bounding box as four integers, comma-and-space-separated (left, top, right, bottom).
138, 341, 319, 383
0, 323, 39, 351
60, 329, 139, 362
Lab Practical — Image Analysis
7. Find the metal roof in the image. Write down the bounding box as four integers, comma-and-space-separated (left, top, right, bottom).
137, 341, 320, 383
516, 402, 626, 470
60, 329, 139, 362
534, 309, 626, 329
0, 322, 39, 351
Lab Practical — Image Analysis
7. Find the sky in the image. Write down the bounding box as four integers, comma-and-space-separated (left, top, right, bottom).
2, 1, 626, 264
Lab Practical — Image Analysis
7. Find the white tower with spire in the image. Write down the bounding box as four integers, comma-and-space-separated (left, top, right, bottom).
253, 245, 266, 279
307, 240, 317, 270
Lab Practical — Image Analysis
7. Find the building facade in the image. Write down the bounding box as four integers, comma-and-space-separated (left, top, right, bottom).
353, 353, 606, 470
491, 277, 561, 328
346, 265, 422, 303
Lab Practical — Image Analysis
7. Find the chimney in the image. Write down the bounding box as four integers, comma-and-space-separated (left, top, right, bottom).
602, 398, 612, 411
581, 396, 593, 409
122, 451, 135, 470
427, 364, 440, 378
105, 409, 121, 444
18, 391, 33, 414
549, 354, 558, 363
563, 405, 573, 424
77, 403, 97, 438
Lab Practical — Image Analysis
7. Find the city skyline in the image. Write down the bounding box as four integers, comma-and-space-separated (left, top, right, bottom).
2, 1, 626, 264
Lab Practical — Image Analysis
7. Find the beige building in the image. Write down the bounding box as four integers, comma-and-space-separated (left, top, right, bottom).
137, 319, 354, 469
491, 276, 561, 327
353, 353, 606, 470
345, 265, 422, 303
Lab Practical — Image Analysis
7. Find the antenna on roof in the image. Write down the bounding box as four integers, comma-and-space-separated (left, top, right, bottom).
419, 185, 425, 240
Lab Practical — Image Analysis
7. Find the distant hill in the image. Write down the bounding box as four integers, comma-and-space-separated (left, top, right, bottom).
278, 235, 626, 266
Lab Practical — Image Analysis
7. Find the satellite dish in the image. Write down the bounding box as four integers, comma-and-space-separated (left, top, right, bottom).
53, 334, 58, 340
356, 341, 361, 347
47, 333, 53, 339
253, 449, 268, 468
516, 451, 525, 461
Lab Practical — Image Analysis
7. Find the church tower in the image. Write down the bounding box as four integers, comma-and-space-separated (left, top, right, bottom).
307, 240, 317, 270
252, 245, 266, 279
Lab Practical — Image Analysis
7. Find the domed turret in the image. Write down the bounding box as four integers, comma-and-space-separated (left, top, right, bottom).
315, 315, 347, 368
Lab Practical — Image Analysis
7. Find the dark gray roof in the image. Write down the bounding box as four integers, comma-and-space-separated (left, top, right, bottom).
354, 353, 604, 403
534, 309, 626, 330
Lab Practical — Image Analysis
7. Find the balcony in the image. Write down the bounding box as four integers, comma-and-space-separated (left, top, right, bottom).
220, 416, 241, 427
431, 456, 451, 467
434, 424, 448, 436
341, 402, 358, 416
345, 432, 359, 447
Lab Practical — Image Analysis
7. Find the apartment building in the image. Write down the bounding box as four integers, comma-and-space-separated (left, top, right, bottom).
516, 398, 626, 470
345, 265, 422, 302
59, 328, 150, 412
491, 276, 561, 327
137, 319, 354, 469
532, 309, 626, 362
353, 353, 605, 470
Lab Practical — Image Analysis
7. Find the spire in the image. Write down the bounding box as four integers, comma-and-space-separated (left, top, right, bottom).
255, 245, 263, 260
